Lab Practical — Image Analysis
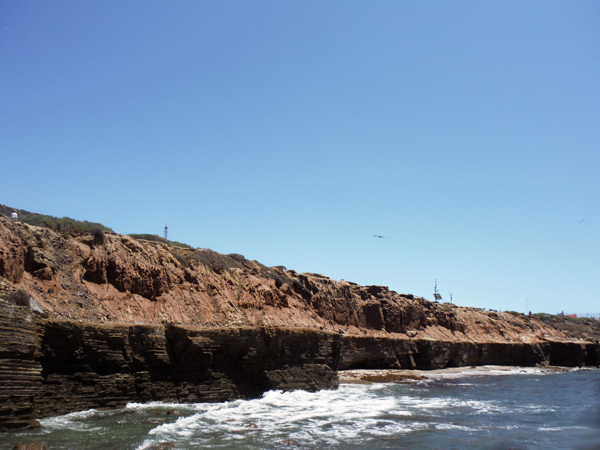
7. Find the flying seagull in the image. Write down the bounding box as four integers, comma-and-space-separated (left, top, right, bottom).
373, 235, 385, 238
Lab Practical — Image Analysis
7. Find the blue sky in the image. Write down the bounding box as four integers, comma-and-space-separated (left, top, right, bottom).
1, 1, 598, 314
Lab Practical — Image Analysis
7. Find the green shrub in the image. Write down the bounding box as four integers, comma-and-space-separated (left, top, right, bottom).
92, 228, 105, 247
174, 252, 189, 267
18, 213, 112, 234
227, 253, 246, 263
1, 204, 112, 233
187, 249, 242, 273
128, 234, 192, 249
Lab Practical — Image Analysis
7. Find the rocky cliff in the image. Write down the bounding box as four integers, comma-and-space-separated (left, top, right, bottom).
0, 211, 598, 429
0, 301, 340, 429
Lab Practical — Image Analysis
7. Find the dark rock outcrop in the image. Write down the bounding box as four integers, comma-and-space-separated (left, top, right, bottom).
339, 335, 595, 370
0, 301, 341, 429
0, 302, 43, 429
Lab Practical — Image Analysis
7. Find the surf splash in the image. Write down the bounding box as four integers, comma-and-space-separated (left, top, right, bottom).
2, 368, 597, 450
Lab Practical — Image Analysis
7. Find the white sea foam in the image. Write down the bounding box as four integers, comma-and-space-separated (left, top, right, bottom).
13, 368, 597, 450
135, 380, 532, 449
395, 395, 504, 414
42, 377, 552, 450
538, 426, 591, 432
420, 366, 548, 381
124, 401, 208, 412
40, 408, 105, 431
137, 384, 419, 448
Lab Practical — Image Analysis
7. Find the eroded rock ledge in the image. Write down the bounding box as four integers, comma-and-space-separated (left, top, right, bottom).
2, 301, 598, 430
340, 335, 600, 370
0, 302, 340, 429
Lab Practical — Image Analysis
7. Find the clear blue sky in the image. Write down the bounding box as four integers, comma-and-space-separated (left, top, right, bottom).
1, 1, 598, 314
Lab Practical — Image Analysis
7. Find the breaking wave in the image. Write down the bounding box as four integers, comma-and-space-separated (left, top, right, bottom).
13, 368, 598, 450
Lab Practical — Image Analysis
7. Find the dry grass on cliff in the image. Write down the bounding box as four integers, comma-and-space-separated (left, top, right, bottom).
186, 249, 244, 273
128, 233, 192, 249
535, 314, 600, 341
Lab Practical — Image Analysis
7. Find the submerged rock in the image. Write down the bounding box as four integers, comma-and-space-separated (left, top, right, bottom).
26, 420, 41, 429
12, 443, 46, 450
145, 443, 175, 450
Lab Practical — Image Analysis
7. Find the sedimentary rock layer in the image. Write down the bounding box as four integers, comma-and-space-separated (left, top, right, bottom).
0, 302, 43, 429
0, 302, 340, 429
340, 335, 600, 370
2, 300, 599, 429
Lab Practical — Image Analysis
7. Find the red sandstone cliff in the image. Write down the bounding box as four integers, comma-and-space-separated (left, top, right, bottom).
0, 213, 597, 345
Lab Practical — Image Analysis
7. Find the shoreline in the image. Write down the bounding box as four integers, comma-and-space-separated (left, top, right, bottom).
339, 365, 584, 384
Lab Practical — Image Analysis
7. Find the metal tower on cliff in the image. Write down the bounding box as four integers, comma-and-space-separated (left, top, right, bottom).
433, 279, 442, 302
164, 224, 168, 240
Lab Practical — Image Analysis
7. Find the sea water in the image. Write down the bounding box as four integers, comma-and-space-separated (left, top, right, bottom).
1, 367, 599, 450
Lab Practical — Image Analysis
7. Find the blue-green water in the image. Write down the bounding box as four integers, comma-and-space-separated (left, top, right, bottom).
2, 367, 599, 449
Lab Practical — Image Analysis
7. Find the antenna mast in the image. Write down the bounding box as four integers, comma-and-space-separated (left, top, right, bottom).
433, 279, 442, 302
164, 224, 168, 240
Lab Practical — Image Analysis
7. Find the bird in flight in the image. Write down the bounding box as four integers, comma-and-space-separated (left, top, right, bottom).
580, 219, 584, 223
373, 235, 385, 238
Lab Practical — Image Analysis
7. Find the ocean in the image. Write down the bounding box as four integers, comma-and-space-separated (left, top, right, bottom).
2, 367, 599, 450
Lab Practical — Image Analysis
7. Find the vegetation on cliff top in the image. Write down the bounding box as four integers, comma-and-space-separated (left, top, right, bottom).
128, 234, 192, 249
0, 204, 113, 234
1, 204, 193, 250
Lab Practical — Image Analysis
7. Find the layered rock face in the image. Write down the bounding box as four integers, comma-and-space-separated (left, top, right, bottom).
1, 212, 599, 429
0, 302, 340, 428
0, 302, 43, 429
339, 336, 599, 370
